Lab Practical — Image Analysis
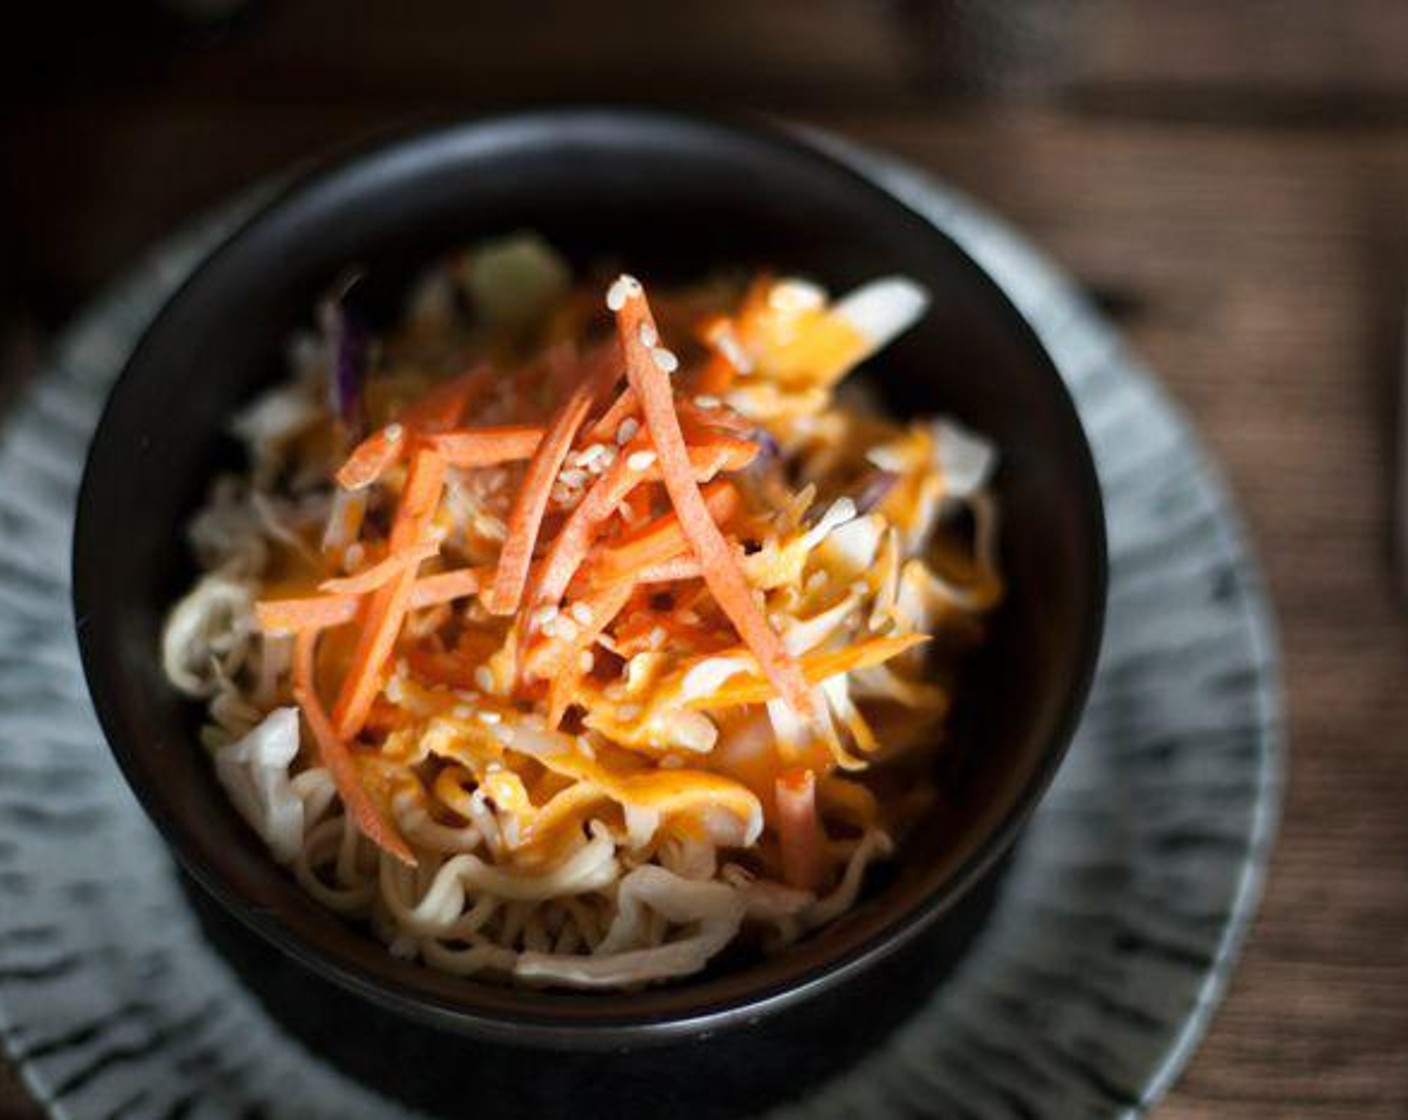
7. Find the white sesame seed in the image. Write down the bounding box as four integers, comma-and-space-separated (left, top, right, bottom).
638, 321, 658, 348
578, 443, 607, 466
493, 724, 513, 744
806, 571, 828, 592
531, 605, 559, 628
474, 666, 494, 691
650, 347, 679, 374
576, 736, 596, 760
692, 395, 721, 410
570, 602, 593, 626
713, 326, 752, 373
627, 450, 657, 472
384, 423, 404, 442
578, 650, 595, 673
559, 467, 588, 488
647, 626, 667, 649
615, 418, 640, 446
606, 274, 641, 312
556, 617, 579, 641
678, 609, 700, 625
486, 760, 503, 773
343, 542, 366, 571
478, 710, 502, 725
618, 704, 641, 721
661, 755, 684, 770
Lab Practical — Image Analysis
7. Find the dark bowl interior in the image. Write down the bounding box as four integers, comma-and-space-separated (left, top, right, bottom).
73, 108, 1105, 1047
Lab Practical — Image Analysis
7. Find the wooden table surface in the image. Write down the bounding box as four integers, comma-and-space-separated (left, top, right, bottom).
4, 2, 1408, 1116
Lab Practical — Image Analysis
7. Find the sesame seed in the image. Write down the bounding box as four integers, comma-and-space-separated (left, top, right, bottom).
615, 418, 640, 446
478, 710, 502, 725
343, 542, 366, 571
716, 327, 752, 372
648, 626, 667, 649
556, 617, 580, 641
606, 274, 641, 312
569, 602, 593, 626
618, 704, 641, 721
692, 395, 720, 410
806, 571, 828, 592
384, 423, 404, 442
531, 605, 559, 628
474, 666, 494, 691
650, 347, 679, 374
638, 321, 658, 348
578, 650, 595, 673
627, 450, 657, 472
493, 724, 513, 744
559, 467, 588, 488
678, 609, 700, 626
578, 443, 607, 466
576, 736, 596, 760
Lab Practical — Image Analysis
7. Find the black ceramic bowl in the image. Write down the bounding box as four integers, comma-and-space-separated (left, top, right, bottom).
73, 109, 1105, 1054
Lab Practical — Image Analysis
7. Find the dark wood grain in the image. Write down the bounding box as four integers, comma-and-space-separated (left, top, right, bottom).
4, 2, 1407, 1117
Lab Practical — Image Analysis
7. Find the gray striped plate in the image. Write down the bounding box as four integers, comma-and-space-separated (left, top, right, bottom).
0, 138, 1281, 1120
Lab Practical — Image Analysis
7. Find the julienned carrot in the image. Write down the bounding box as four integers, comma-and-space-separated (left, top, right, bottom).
257, 595, 360, 634
610, 278, 820, 724
542, 579, 635, 727
590, 480, 739, 585
338, 423, 409, 490
775, 769, 826, 891
684, 633, 930, 711
530, 432, 756, 611
332, 448, 446, 738
400, 366, 491, 431
318, 542, 441, 596
583, 386, 637, 444
633, 556, 703, 583
292, 629, 415, 865
421, 425, 544, 468
256, 565, 489, 636
485, 350, 620, 616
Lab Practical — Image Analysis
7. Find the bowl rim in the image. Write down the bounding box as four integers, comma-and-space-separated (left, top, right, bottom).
72, 104, 1107, 1046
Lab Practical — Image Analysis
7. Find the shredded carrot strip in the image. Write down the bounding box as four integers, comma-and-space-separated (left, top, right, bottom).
257, 595, 360, 634
775, 769, 826, 891
332, 448, 446, 738
400, 366, 491, 431
421, 425, 543, 468
409, 566, 488, 606
318, 542, 440, 596
531, 432, 754, 610
543, 579, 636, 727
292, 629, 415, 865
583, 385, 637, 444
485, 353, 619, 615
611, 280, 818, 722
635, 556, 703, 583
685, 633, 929, 710
590, 480, 739, 586
256, 565, 488, 636
338, 424, 409, 490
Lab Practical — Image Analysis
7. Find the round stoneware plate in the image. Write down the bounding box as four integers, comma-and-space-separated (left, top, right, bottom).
0, 131, 1280, 1120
